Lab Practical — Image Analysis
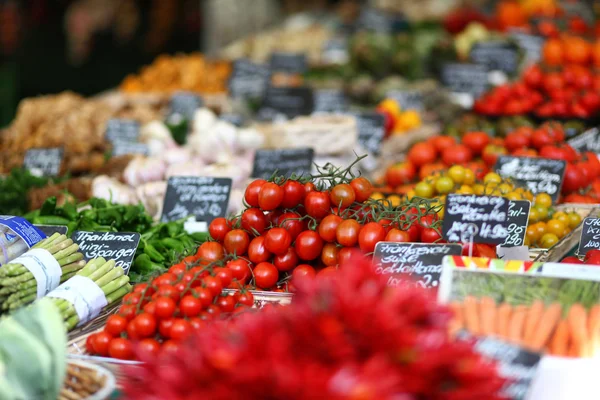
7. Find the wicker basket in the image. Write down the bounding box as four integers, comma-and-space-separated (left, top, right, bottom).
60, 360, 115, 400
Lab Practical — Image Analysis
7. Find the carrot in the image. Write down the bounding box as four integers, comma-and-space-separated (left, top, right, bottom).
507, 305, 527, 344
463, 296, 480, 335
448, 302, 464, 338
549, 319, 569, 357
479, 296, 497, 336
523, 300, 544, 344
588, 305, 600, 356
496, 303, 512, 339
567, 304, 590, 358
528, 303, 562, 351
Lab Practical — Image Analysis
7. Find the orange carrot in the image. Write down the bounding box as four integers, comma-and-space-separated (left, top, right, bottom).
588, 305, 600, 356
479, 296, 497, 336
496, 303, 512, 339
528, 303, 562, 351
567, 304, 590, 358
463, 296, 480, 335
523, 300, 544, 344
448, 302, 464, 338
508, 305, 527, 344
549, 319, 570, 356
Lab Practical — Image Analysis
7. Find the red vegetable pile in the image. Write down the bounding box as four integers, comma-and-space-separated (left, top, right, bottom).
122, 254, 507, 400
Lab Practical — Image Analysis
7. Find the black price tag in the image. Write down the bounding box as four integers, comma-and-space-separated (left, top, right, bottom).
72, 231, 141, 275
578, 217, 600, 256
353, 112, 385, 155
269, 52, 307, 75
568, 128, 600, 154
228, 58, 270, 99
112, 142, 149, 157
470, 40, 520, 74
510, 32, 544, 63
161, 176, 232, 224
322, 38, 349, 64
219, 113, 245, 127
105, 119, 140, 145
502, 200, 531, 247
251, 148, 314, 180
312, 89, 348, 113
386, 90, 424, 112
259, 86, 314, 119
356, 7, 404, 33
442, 194, 509, 245
169, 92, 203, 120
495, 156, 566, 203
373, 242, 462, 290
458, 333, 541, 400
34, 225, 68, 236
441, 63, 489, 96
23, 148, 64, 177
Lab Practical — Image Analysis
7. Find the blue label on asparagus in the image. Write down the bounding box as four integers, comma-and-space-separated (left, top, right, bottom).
0, 216, 47, 248
72, 231, 140, 275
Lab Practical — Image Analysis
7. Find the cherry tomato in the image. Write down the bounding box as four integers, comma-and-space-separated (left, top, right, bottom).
278, 211, 306, 240
358, 222, 386, 253
292, 264, 316, 281
156, 284, 180, 302
138, 338, 160, 358
237, 291, 254, 307
169, 319, 193, 341
168, 263, 186, 276
132, 313, 157, 338
132, 283, 152, 295
241, 208, 268, 236
208, 217, 231, 242
317, 266, 337, 279
264, 227, 292, 255
385, 229, 411, 242
223, 229, 250, 255
244, 179, 267, 207
153, 272, 178, 286
216, 295, 237, 313
336, 219, 361, 247
258, 182, 284, 210
126, 322, 140, 340
273, 247, 299, 271
295, 230, 324, 261
350, 177, 373, 202
462, 131, 490, 155
421, 227, 442, 243
118, 304, 137, 321
196, 242, 225, 265
192, 287, 214, 308
304, 191, 331, 219
161, 340, 182, 356
189, 317, 206, 331
408, 142, 437, 167
159, 318, 175, 338
330, 183, 356, 208
318, 214, 343, 242
254, 262, 279, 289
205, 304, 221, 317
281, 180, 306, 208
105, 315, 128, 336
92, 332, 112, 356
154, 297, 176, 319
203, 275, 223, 297
180, 295, 203, 317
143, 301, 156, 315
247, 236, 272, 264
86, 334, 97, 353
304, 182, 316, 194
226, 259, 252, 283
213, 267, 234, 288
108, 338, 134, 360
321, 243, 340, 266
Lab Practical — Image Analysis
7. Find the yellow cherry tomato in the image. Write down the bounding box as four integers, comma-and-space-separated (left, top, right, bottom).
463, 169, 476, 185
483, 172, 502, 184
378, 98, 402, 115
457, 185, 474, 194
498, 183, 513, 194
406, 189, 416, 200
414, 182, 434, 198
540, 233, 559, 248
526, 225, 540, 243
506, 191, 522, 201
448, 165, 466, 184
534, 193, 553, 209
435, 176, 455, 194
546, 219, 566, 238
387, 194, 402, 207
370, 192, 385, 201
473, 183, 485, 195
528, 208, 540, 223
534, 204, 549, 221
568, 212, 582, 229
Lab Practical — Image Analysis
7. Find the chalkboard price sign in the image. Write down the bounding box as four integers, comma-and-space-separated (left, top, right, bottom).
578, 217, 600, 256
510, 32, 544, 63
470, 40, 520, 74
458, 332, 541, 400
495, 156, 566, 202
353, 112, 386, 155
168, 92, 203, 120
228, 58, 270, 99
441, 63, 489, 96
502, 200, 531, 247
34, 225, 68, 237
105, 119, 140, 145
374, 242, 462, 290
269, 52, 307, 74
23, 148, 64, 177
112, 142, 149, 157
312, 89, 348, 113
251, 148, 314, 180
260, 86, 314, 119
442, 194, 509, 245
72, 231, 141, 275
161, 176, 232, 224
386, 90, 424, 112
567, 128, 600, 154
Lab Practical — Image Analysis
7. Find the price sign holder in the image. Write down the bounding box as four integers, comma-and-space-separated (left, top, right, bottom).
353, 112, 385, 155
251, 148, 314, 180
577, 217, 600, 256
228, 58, 270, 99
312, 89, 348, 113
259, 86, 314, 119
168, 92, 203, 121
568, 128, 600, 155
105, 119, 140, 145
161, 176, 232, 224
23, 147, 64, 177
269, 52, 307, 75
469, 40, 520, 74
71, 231, 140, 275
441, 63, 489, 97
385, 90, 424, 112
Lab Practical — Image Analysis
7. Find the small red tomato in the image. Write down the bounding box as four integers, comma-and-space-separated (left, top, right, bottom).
132, 313, 157, 338
295, 230, 324, 261
108, 338, 134, 360
247, 236, 273, 264
281, 180, 306, 208
304, 191, 331, 219
244, 179, 267, 207
358, 222, 386, 253
241, 208, 268, 236
329, 183, 356, 209
180, 295, 203, 317
208, 217, 231, 242
318, 214, 343, 242
258, 182, 284, 210
349, 177, 373, 202
138, 338, 161, 358
264, 227, 292, 255
154, 296, 176, 319
216, 295, 237, 313
169, 319, 193, 341
92, 332, 113, 356
203, 275, 223, 297
105, 315, 128, 336
292, 264, 317, 282
237, 291, 255, 307
274, 247, 299, 271
254, 262, 279, 289
223, 229, 250, 255
385, 228, 411, 242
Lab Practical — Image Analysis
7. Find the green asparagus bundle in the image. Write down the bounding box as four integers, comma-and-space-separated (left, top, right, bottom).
48, 257, 132, 330
0, 233, 85, 312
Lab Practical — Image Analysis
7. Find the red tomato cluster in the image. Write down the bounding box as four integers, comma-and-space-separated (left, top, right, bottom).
85, 248, 256, 360
563, 250, 600, 265
474, 64, 600, 119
